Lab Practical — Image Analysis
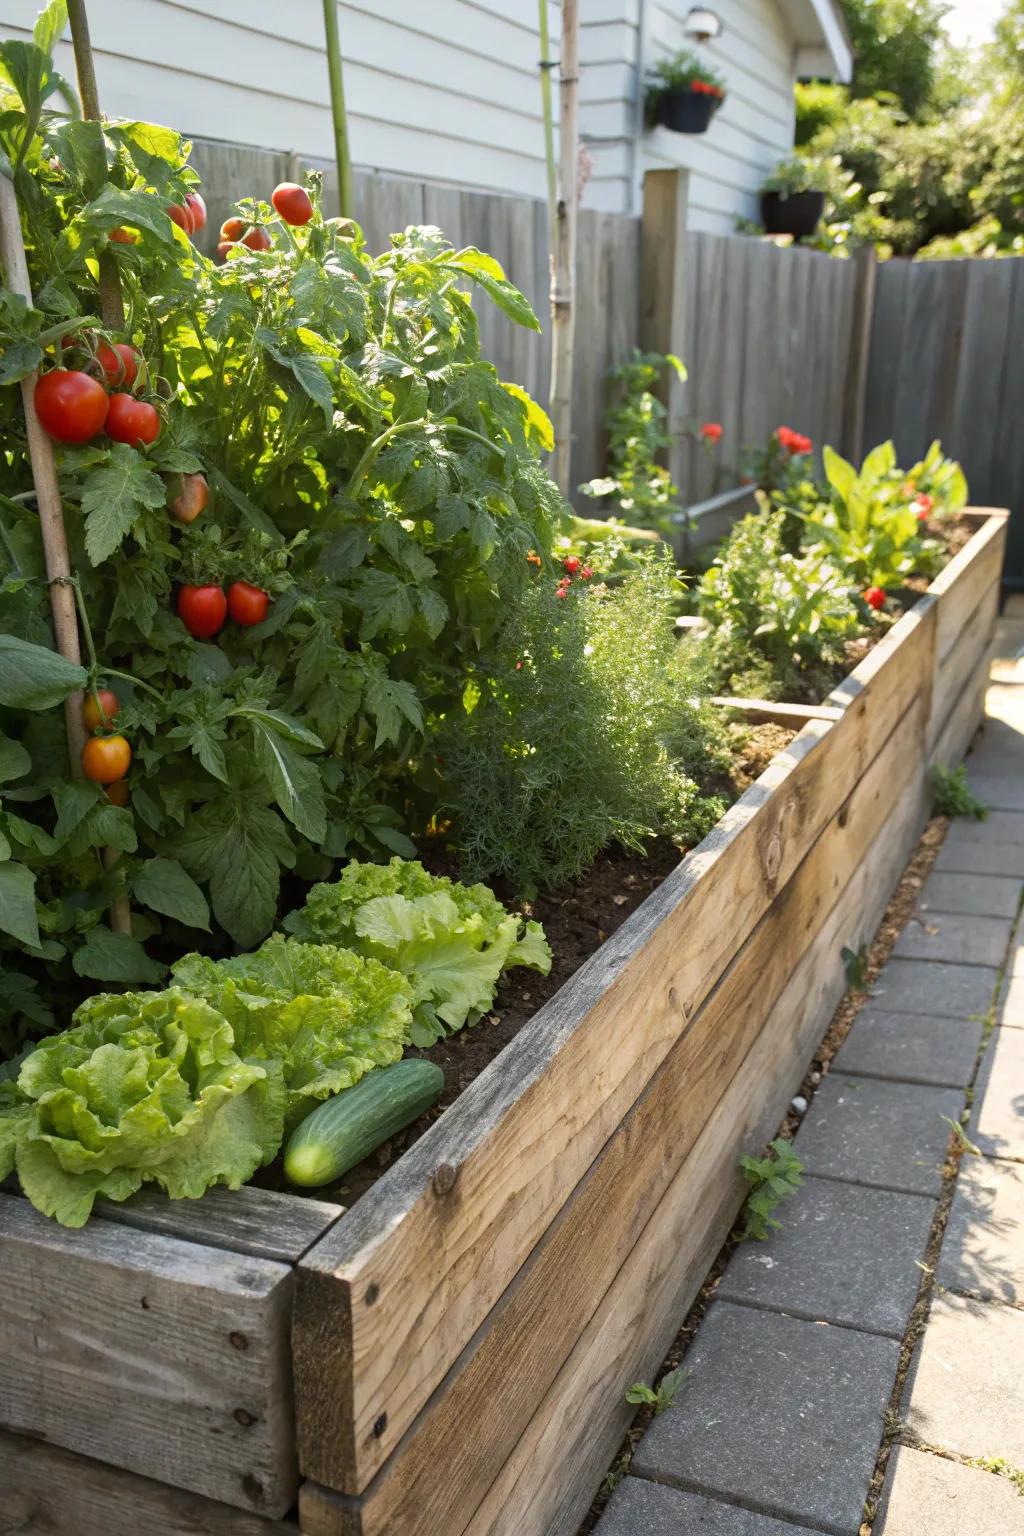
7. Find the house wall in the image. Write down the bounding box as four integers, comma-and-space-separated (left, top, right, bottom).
580, 0, 800, 228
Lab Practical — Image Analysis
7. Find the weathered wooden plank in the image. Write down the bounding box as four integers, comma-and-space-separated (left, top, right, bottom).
950, 260, 1017, 497
293, 593, 939, 1495
95, 1183, 344, 1264
711, 696, 844, 724
458, 766, 933, 1536
931, 653, 992, 771
931, 510, 1008, 664
0, 1196, 297, 1517
295, 681, 929, 1536
928, 579, 999, 754
0, 1428, 297, 1536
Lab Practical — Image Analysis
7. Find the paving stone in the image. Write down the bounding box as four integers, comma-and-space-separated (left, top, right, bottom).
793, 1074, 962, 1197
965, 773, 1024, 812
904, 1292, 1024, 1465
870, 958, 998, 1020
937, 1157, 1024, 1304
935, 810, 1024, 846
918, 871, 1022, 920
933, 832, 1024, 879
596, 1478, 830, 1536
892, 912, 1014, 969
875, 1445, 1024, 1536
832, 1009, 982, 1089
632, 1303, 899, 1536
717, 1176, 933, 1337
969, 1026, 1024, 1158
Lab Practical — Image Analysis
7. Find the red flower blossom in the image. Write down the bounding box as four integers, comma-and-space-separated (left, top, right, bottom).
912, 493, 933, 521
580, 565, 594, 580
700, 421, 723, 443
554, 586, 569, 599
515, 660, 524, 670
864, 586, 886, 612
563, 555, 581, 574
775, 426, 812, 456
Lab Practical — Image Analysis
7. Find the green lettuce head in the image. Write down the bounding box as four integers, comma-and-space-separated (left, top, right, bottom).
8, 989, 284, 1227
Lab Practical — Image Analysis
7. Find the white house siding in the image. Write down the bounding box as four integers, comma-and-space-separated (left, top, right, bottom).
580, 0, 801, 231
0, 0, 561, 201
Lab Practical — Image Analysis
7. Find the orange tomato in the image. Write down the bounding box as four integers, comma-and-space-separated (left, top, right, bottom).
82, 689, 120, 731
82, 735, 132, 784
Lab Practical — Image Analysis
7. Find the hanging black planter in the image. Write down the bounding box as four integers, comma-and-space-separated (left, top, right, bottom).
760, 190, 826, 239
655, 87, 721, 135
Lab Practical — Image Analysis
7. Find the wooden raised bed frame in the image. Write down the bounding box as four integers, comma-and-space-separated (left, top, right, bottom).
0, 510, 1008, 1536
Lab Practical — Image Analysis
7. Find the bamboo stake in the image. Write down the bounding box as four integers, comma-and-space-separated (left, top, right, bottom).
322, 0, 354, 218
549, 0, 579, 497
537, 1, 557, 239
67, 0, 125, 330
0, 175, 87, 770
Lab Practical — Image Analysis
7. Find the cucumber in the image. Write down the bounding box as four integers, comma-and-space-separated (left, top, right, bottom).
284, 1059, 445, 1187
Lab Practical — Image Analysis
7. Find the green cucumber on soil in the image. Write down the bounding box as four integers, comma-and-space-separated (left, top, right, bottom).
284, 1059, 445, 1187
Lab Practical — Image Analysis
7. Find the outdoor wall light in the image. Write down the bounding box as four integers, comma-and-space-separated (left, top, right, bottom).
684, 8, 723, 41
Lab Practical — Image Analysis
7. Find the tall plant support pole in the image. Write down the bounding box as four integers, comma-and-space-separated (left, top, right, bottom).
322, 0, 354, 218
537, 1, 557, 236
549, 0, 579, 496
0, 177, 87, 771
66, 0, 124, 331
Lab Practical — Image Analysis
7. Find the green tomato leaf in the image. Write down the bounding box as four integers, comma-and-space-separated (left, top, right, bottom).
0, 634, 87, 710
80, 443, 167, 565
0, 733, 31, 783
133, 857, 211, 931
251, 720, 327, 843
363, 668, 423, 749
71, 927, 167, 984
0, 861, 39, 949
233, 708, 324, 751
441, 248, 541, 331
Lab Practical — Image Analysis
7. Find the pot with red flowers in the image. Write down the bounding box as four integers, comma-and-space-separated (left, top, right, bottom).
646, 48, 726, 135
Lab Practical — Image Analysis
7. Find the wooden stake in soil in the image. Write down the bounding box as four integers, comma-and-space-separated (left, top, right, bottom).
0, 174, 87, 771
548, 0, 579, 496
537, 0, 558, 240
322, 0, 354, 219
66, 0, 125, 332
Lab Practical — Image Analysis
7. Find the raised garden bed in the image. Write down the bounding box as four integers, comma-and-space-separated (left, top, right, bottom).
0, 509, 1007, 1536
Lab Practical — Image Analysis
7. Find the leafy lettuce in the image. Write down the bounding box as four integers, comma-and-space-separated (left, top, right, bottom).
171, 934, 412, 1127
1, 989, 283, 1227
284, 858, 552, 1045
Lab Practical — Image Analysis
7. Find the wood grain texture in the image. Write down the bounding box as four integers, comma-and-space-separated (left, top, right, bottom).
94, 1183, 344, 1264
0, 1428, 297, 1536
931, 511, 1008, 665
293, 596, 939, 1496
928, 581, 999, 755
295, 682, 930, 1536
0, 1196, 298, 1517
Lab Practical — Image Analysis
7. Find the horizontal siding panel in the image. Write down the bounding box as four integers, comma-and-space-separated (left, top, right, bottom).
579, 20, 638, 65
650, 0, 793, 74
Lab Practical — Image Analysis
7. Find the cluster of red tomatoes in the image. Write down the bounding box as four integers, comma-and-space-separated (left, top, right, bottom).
177, 580, 269, 638
215, 182, 314, 260
34, 336, 159, 450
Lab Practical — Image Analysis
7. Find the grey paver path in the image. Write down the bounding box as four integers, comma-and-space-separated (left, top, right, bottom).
875, 1446, 1024, 1536
969, 1025, 1024, 1158
918, 870, 1022, 919
832, 1008, 982, 1089
717, 1176, 933, 1337
870, 957, 998, 1019
631, 1303, 899, 1536
933, 831, 1024, 878
934, 809, 1024, 845
903, 1292, 1024, 1465
792, 1073, 961, 1196
937, 1156, 1024, 1304
964, 772, 1024, 812
598, 1479, 831, 1536
891, 911, 1014, 969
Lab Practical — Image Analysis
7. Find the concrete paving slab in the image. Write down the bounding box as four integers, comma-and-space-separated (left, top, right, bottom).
970, 1026, 1024, 1158
997, 969, 1024, 1026
904, 1292, 1024, 1465
717, 1176, 933, 1337
892, 912, 1013, 970
933, 810, 1024, 846
870, 958, 998, 1020
964, 774, 1024, 812
933, 832, 1024, 879
875, 1445, 1024, 1536
937, 1156, 1024, 1305
918, 871, 1021, 920
596, 1479, 831, 1536
632, 1303, 899, 1536
793, 1074, 961, 1197
832, 1008, 982, 1089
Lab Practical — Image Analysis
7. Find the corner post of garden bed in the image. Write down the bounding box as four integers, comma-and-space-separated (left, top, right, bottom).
0, 175, 88, 772
640, 167, 690, 496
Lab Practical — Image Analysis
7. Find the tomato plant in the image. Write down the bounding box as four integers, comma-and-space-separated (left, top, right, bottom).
82, 734, 132, 784
227, 580, 269, 626
82, 688, 119, 730
105, 393, 160, 446
167, 472, 208, 523
34, 369, 109, 443
272, 182, 313, 226
94, 340, 139, 388
177, 584, 227, 638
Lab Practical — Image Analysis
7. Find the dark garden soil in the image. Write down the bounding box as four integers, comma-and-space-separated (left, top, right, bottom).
576, 811, 954, 1535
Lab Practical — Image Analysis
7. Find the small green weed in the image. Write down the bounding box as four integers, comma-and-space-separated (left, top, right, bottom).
931, 764, 988, 821
624, 1366, 688, 1415
964, 1455, 1024, 1496
942, 1114, 981, 1156
842, 942, 870, 990
737, 1137, 804, 1240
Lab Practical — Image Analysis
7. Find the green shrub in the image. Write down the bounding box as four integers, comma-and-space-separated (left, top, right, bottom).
579, 351, 687, 535
437, 552, 726, 894
931, 764, 988, 821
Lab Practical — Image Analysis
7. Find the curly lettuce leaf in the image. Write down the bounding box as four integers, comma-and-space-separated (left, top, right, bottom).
171, 934, 412, 1127
284, 858, 552, 1043
11, 989, 282, 1227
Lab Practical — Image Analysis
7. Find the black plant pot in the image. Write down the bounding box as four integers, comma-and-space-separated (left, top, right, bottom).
760, 189, 826, 240
655, 88, 719, 135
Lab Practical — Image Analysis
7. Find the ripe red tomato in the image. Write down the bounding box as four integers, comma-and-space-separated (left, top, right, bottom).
178, 584, 227, 639
185, 192, 207, 231
82, 734, 132, 784
82, 688, 120, 731
241, 225, 271, 252
271, 182, 313, 226
216, 241, 236, 262
106, 779, 130, 807
227, 580, 270, 626
220, 216, 246, 242
34, 370, 109, 444
167, 202, 194, 235
108, 227, 138, 244
106, 393, 160, 447
96, 342, 139, 389
167, 472, 209, 524
864, 586, 886, 612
